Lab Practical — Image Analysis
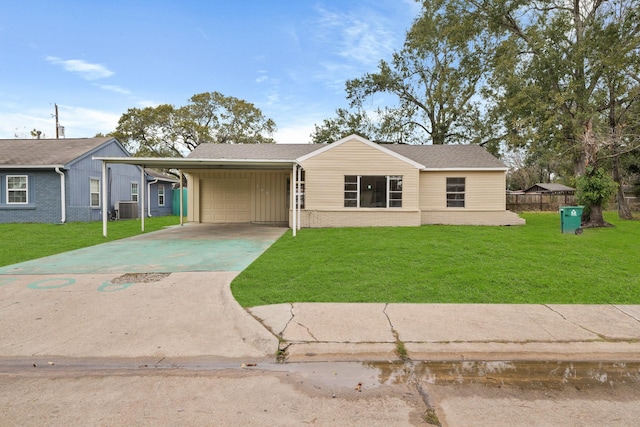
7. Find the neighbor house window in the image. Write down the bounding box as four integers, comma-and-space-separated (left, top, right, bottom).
446, 177, 465, 208
131, 182, 138, 202
158, 185, 165, 206
344, 175, 403, 208
90, 178, 100, 207
7, 175, 28, 204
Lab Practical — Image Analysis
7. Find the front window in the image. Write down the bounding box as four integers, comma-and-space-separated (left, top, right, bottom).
446, 177, 465, 208
7, 175, 28, 204
90, 178, 100, 207
158, 185, 165, 206
344, 175, 403, 208
131, 182, 138, 202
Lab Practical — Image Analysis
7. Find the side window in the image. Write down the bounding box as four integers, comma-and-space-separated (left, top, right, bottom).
90, 178, 100, 207
446, 177, 465, 208
131, 182, 139, 202
7, 175, 28, 204
158, 185, 165, 206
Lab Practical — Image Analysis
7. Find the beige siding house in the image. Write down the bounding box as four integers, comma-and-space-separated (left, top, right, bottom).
184, 135, 524, 228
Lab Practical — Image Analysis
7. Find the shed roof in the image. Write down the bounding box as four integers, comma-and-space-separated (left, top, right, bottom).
0, 137, 116, 167
524, 183, 576, 193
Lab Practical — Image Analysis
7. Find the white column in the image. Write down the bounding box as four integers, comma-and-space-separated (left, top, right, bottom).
102, 161, 108, 237
140, 166, 145, 232
292, 163, 297, 237
179, 170, 184, 226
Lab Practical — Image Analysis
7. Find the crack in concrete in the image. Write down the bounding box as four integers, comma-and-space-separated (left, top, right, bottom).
613, 305, 640, 323
544, 305, 608, 340
294, 321, 318, 341
279, 303, 295, 337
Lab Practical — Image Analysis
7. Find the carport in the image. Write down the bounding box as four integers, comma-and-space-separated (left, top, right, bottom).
93, 156, 305, 237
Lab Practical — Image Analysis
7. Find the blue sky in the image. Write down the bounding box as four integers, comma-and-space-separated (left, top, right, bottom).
0, 1, 420, 143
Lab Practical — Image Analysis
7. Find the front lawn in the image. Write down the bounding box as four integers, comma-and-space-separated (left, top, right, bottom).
0, 216, 180, 267
231, 212, 640, 306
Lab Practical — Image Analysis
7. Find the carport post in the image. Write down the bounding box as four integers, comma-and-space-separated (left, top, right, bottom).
292, 163, 297, 237
297, 165, 302, 230
179, 170, 184, 226
102, 161, 108, 237
140, 166, 145, 232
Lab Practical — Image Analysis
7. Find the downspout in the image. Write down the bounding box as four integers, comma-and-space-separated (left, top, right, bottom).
55, 167, 66, 223
147, 178, 158, 217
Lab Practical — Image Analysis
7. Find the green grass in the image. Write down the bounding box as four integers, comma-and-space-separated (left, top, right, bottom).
0, 216, 180, 267
231, 212, 640, 306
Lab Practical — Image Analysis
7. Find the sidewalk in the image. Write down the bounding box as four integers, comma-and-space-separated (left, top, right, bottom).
249, 303, 640, 362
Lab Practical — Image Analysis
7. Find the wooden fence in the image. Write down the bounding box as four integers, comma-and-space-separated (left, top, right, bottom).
507, 194, 577, 212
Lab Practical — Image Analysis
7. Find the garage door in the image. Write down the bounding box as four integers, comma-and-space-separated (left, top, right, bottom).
200, 178, 250, 223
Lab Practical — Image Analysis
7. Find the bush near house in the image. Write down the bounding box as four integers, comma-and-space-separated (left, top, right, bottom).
232, 212, 639, 306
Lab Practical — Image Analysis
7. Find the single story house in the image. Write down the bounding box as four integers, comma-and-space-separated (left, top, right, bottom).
524, 183, 576, 195
144, 168, 180, 218
0, 137, 174, 223
95, 135, 524, 234
185, 135, 524, 227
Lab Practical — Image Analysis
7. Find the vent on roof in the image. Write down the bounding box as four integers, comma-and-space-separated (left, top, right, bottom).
115, 201, 138, 219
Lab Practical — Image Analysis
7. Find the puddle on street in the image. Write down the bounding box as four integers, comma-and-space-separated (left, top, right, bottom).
268, 360, 640, 391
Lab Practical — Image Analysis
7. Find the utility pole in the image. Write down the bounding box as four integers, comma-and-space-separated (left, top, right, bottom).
55, 103, 59, 139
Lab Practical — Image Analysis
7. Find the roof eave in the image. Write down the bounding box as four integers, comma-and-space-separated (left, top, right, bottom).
0, 164, 65, 169
93, 156, 297, 169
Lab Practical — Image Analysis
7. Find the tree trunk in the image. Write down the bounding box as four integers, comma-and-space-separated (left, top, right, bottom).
583, 203, 611, 228
613, 155, 633, 219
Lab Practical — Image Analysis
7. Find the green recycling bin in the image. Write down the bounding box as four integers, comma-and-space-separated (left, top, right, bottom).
559, 206, 583, 234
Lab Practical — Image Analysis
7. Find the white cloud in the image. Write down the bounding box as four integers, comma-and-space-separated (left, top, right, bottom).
256, 75, 268, 83
45, 56, 114, 80
94, 84, 131, 95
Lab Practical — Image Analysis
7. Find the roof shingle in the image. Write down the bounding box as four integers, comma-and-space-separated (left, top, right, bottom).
0, 138, 114, 166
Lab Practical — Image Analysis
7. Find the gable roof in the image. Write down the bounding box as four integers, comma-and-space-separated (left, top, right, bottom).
145, 168, 180, 182
0, 137, 119, 168
187, 135, 506, 170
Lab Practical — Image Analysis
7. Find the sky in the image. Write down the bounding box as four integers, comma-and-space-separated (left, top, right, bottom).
0, 0, 421, 144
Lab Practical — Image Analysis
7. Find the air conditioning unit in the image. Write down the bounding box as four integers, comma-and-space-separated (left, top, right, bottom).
115, 201, 138, 219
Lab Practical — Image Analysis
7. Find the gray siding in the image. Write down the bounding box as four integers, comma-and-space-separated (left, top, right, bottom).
65, 140, 142, 222
0, 170, 62, 223
147, 182, 174, 217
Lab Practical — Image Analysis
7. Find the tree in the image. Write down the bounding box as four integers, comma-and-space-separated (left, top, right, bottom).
461, 0, 640, 224
112, 92, 276, 156
575, 167, 618, 227
345, 0, 492, 146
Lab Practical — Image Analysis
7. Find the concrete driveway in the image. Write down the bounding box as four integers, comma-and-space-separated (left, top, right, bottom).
0, 223, 285, 360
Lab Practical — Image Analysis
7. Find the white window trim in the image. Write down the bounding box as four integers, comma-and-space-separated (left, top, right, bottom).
7, 175, 28, 204
344, 175, 403, 208
131, 182, 139, 202
446, 177, 466, 208
90, 178, 100, 208
158, 184, 165, 206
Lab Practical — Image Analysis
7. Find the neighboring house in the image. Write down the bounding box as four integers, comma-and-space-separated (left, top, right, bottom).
0, 137, 144, 223
524, 183, 576, 195
182, 135, 524, 227
144, 168, 180, 218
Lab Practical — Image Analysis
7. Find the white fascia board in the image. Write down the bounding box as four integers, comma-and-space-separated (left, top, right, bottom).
93, 156, 296, 169
296, 134, 426, 169
421, 167, 509, 172
0, 165, 65, 169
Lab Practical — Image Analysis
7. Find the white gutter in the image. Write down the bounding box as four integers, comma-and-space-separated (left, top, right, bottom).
54, 167, 66, 223
147, 178, 158, 217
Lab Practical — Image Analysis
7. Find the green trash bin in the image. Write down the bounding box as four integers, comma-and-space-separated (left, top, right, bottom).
559, 206, 583, 234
